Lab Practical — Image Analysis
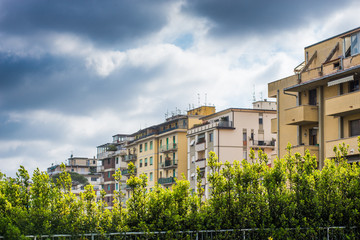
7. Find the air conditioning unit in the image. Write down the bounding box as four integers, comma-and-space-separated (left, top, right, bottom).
191, 173, 196, 178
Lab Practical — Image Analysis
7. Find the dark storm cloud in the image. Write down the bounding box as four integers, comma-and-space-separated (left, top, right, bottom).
182, 0, 356, 37
0, 0, 170, 47
0, 50, 166, 118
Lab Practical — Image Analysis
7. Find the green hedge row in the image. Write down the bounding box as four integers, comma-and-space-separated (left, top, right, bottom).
1, 139, 360, 239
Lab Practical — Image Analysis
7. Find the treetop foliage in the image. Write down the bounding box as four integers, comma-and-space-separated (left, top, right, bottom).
1, 137, 360, 239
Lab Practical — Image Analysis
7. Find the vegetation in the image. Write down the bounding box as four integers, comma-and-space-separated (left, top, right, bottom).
1, 138, 360, 239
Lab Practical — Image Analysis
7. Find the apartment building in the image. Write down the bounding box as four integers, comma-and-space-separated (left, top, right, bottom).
122, 106, 215, 196
187, 101, 276, 198
97, 134, 133, 208
47, 156, 101, 195
268, 27, 360, 168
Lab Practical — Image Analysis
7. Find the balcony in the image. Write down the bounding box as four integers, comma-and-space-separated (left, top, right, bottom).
285, 105, 318, 125
114, 149, 127, 156
121, 168, 137, 176
160, 143, 177, 152
325, 136, 359, 159
291, 145, 319, 160
159, 159, 178, 169
217, 120, 234, 128
158, 177, 176, 185
251, 140, 275, 149
124, 154, 137, 162
271, 118, 277, 134
325, 91, 360, 116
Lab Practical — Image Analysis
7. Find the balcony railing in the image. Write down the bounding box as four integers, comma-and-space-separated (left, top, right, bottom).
158, 177, 176, 185
217, 121, 234, 128
124, 154, 137, 162
325, 90, 360, 116
160, 143, 177, 152
285, 105, 318, 125
121, 168, 137, 176
251, 140, 275, 148
326, 136, 359, 159
292, 145, 319, 160
159, 159, 178, 169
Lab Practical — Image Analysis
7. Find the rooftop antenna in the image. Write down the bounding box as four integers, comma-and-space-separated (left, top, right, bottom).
260, 92, 263, 101
252, 85, 256, 102
197, 93, 200, 107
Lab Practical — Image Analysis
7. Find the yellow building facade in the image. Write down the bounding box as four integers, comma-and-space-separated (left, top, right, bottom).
268, 27, 360, 167
123, 106, 215, 195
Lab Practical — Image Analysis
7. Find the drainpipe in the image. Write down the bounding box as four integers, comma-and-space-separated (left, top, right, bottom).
318, 86, 325, 169
277, 90, 280, 160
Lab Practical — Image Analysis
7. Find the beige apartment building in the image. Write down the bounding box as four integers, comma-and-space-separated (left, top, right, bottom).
268, 27, 360, 168
187, 101, 276, 198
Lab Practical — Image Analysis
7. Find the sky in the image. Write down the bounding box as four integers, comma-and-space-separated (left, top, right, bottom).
1, 0, 360, 177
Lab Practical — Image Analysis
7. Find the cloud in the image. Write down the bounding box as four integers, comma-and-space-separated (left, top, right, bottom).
0, 0, 172, 47
1, 0, 360, 177
182, 0, 358, 39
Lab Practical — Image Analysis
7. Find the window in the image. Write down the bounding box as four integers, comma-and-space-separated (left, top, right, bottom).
116, 157, 119, 164
116, 183, 118, 190
139, 144, 143, 153
108, 172, 111, 178
197, 133, 205, 144
107, 185, 110, 191
145, 158, 148, 167
160, 171, 162, 178
349, 80, 359, 93
209, 133, 213, 142
150, 157, 153, 165
199, 168, 205, 178
173, 169, 176, 177
93, 160, 96, 164
173, 136, 176, 144
91, 177, 97, 181
351, 32, 360, 56
71, 169, 74, 172
160, 155, 162, 163
173, 152, 175, 160
150, 172, 153, 181
350, 119, 360, 137
259, 115, 263, 125
309, 129, 317, 145
243, 129, 247, 141
150, 141, 153, 150
145, 143, 148, 151
139, 159, 143, 167
108, 159, 110, 164
309, 89, 317, 105
80, 186, 85, 190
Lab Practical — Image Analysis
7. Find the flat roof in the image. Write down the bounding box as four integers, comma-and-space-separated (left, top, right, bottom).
201, 108, 276, 120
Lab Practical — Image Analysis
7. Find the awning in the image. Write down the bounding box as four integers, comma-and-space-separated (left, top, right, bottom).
327, 75, 354, 86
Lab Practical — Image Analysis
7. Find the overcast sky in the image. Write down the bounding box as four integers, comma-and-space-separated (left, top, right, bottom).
1, 0, 360, 177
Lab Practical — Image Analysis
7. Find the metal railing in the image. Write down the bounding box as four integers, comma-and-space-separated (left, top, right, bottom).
124, 154, 137, 162
121, 168, 137, 175
159, 159, 178, 168
158, 177, 176, 185
2, 226, 357, 239
159, 143, 177, 152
